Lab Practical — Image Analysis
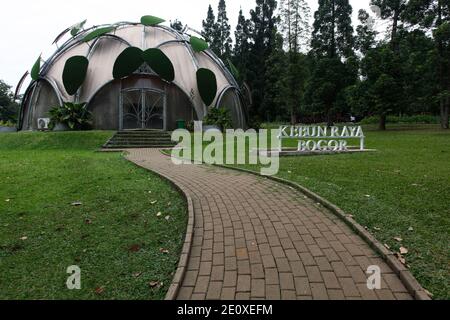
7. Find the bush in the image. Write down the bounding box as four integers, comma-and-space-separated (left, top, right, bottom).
359, 115, 440, 125
48, 102, 93, 130
203, 107, 232, 131
0, 120, 16, 127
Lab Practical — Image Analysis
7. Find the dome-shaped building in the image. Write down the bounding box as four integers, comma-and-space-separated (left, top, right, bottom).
19, 20, 248, 131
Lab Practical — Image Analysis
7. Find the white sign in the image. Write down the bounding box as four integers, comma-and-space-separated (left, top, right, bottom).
278, 125, 365, 152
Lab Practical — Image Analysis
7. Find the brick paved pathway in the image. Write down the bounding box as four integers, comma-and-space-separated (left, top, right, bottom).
127, 149, 413, 300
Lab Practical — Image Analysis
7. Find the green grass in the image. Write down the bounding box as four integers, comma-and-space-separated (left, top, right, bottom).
0, 131, 187, 300
170, 124, 450, 299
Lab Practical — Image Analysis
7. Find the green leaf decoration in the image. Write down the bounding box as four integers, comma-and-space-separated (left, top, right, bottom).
71, 19, 87, 37
140, 15, 166, 26
31, 56, 41, 81
82, 26, 115, 42
227, 59, 240, 80
62, 56, 89, 95
113, 47, 144, 79
196, 68, 217, 106
142, 48, 175, 82
190, 36, 209, 52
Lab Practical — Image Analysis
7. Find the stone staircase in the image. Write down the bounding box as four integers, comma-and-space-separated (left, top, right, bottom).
103, 130, 176, 149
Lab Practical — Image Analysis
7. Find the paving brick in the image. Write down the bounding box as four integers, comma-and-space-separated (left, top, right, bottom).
266, 285, 281, 300
221, 287, 236, 300
127, 150, 414, 301
311, 283, 329, 300
251, 279, 265, 298
236, 275, 251, 292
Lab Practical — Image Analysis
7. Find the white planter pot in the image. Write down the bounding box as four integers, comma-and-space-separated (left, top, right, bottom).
53, 123, 69, 131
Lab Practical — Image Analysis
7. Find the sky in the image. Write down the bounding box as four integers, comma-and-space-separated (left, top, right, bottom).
0, 0, 372, 93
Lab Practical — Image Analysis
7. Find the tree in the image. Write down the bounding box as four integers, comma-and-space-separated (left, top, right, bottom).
279, 0, 311, 53
0, 80, 19, 122
170, 19, 184, 32
307, 0, 356, 126
233, 9, 252, 81
247, 0, 279, 121
279, 0, 311, 123
370, 0, 408, 52
311, 0, 355, 59
355, 9, 378, 55
202, 5, 216, 47
213, 0, 233, 60
404, 0, 450, 129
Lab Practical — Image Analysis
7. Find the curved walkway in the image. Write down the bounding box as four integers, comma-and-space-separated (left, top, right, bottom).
126, 149, 414, 300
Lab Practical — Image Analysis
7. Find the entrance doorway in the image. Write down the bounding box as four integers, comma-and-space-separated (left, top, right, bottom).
120, 88, 165, 130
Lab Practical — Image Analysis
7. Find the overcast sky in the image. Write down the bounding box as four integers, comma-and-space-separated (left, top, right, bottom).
0, 0, 372, 92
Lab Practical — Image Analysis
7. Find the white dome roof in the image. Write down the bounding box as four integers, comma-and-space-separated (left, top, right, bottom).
39, 23, 240, 119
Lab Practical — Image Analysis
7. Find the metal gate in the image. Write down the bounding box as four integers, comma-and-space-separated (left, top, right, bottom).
120, 88, 166, 130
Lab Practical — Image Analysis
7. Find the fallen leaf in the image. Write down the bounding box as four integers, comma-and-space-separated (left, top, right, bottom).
165, 216, 171, 221
71, 202, 83, 207
85, 219, 92, 225
151, 201, 158, 205
394, 237, 403, 242
374, 227, 381, 231
133, 272, 143, 278
399, 257, 406, 265
5, 199, 10, 202
95, 287, 105, 294
425, 289, 433, 298
149, 281, 162, 288
159, 248, 169, 254
156, 212, 162, 217
384, 244, 391, 250
129, 244, 141, 252
408, 227, 414, 232
400, 247, 409, 255
20, 236, 28, 241
365, 195, 371, 198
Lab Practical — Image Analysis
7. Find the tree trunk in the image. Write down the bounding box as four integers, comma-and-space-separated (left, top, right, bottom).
391, 9, 400, 52
291, 111, 297, 125
330, 0, 336, 58
327, 108, 334, 127
441, 98, 450, 129
379, 114, 387, 131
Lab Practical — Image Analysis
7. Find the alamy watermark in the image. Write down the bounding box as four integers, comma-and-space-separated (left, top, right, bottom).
171, 127, 281, 176
66, 265, 81, 290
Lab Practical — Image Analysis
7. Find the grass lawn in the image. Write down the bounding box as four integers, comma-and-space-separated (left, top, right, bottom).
0, 132, 187, 300
171, 124, 449, 299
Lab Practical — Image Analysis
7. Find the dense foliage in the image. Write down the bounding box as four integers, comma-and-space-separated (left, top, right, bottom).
202, 0, 450, 130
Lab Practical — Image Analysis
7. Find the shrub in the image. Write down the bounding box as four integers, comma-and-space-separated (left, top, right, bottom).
359, 115, 439, 125
0, 120, 16, 127
203, 107, 232, 131
48, 102, 93, 130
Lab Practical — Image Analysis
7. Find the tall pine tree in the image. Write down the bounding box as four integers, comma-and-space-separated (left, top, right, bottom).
202, 5, 217, 51
233, 9, 252, 81
279, 0, 311, 123
307, 0, 356, 126
311, 0, 355, 59
247, 0, 279, 121
213, 0, 233, 61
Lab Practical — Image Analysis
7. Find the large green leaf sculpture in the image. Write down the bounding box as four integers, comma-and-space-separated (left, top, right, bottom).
113, 47, 144, 79
62, 56, 89, 95
227, 59, 240, 80
196, 68, 217, 106
82, 26, 115, 42
71, 20, 87, 37
142, 49, 175, 82
31, 56, 41, 81
141, 15, 165, 26
190, 36, 209, 52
